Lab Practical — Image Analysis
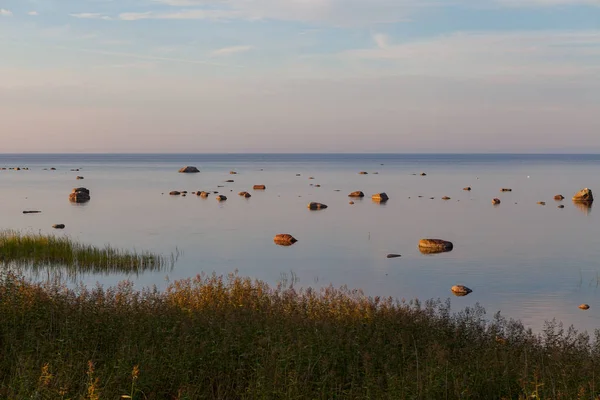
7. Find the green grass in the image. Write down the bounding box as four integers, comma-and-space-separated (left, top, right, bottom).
0, 230, 173, 278
0, 270, 598, 399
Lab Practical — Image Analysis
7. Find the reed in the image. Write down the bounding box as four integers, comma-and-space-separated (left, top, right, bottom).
0, 230, 173, 278
0, 270, 598, 399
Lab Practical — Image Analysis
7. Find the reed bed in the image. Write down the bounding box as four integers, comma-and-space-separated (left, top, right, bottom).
0, 271, 598, 399
0, 230, 173, 277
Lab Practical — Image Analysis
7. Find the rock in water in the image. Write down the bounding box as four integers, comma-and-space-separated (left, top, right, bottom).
492, 198, 501, 205
76, 176, 84, 180
463, 187, 472, 191
230, 171, 237, 175
216, 195, 227, 201
451, 285, 472, 296
52, 224, 65, 229
554, 195, 564, 201
372, 193, 389, 202
238, 191, 251, 198
69, 188, 90, 203
349, 201, 355, 205
169, 191, 181, 196
558, 205, 565, 209
23, 211, 41, 214
501, 188, 512, 192
572, 188, 593, 203
359, 171, 368, 175
348, 191, 365, 198
198, 191, 209, 198
308, 202, 327, 210
178, 166, 200, 173
442, 196, 451, 200
274, 234, 298, 246
537, 201, 546, 206
253, 185, 266, 190
387, 254, 401, 259
579, 304, 590, 310
225, 180, 234, 183
418, 239, 453, 254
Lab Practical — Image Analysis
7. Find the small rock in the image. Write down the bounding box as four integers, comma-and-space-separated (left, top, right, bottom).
572, 188, 593, 203
217, 185, 224, 188
554, 195, 564, 201
308, 177, 315, 180
348, 191, 365, 198
419, 239, 453, 253
442, 196, 451, 200
492, 198, 501, 205
23, 211, 41, 214
451, 285, 472, 296
296, 174, 301, 176
238, 191, 251, 198
359, 171, 368, 175
179, 166, 200, 173
372, 193, 389, 202
225, 180, 234, 183
216, 195, 227, 201
387, 254, 401, 259
537, 201, 546, 206
315, 184, 321, 187
501, 188, 512, 192
253, 185, 266, 190
349, 201, 355, 205
52, 224, 65, 229
76, 176, 84, 180
181, 191, 188, 194
274, 234, 298, 246
198, 191, 209, 198
579, 304, 590, 310
169, 191, 181, 196
230, 171, 237, 175
308, 202, 328, 210
420, 172, 427, 176
463, 187, 472, 191
558, 205, 565, 209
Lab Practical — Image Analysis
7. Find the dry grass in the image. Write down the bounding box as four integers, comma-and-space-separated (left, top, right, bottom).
0, 270, 598, 399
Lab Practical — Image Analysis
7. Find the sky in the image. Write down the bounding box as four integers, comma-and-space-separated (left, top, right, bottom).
0, 0, 599, 153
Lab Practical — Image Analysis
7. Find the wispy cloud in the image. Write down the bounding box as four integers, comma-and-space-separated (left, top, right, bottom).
119, 9, 240, 21
27, 11, 39, 16
69, 13, 112, 20
0, 9, 13, 17
372, 33, 389, 49
211, 45, 253, 56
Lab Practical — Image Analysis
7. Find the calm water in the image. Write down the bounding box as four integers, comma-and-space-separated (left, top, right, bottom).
1, 153, 600, 333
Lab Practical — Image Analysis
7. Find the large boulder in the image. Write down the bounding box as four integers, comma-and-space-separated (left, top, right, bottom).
372, 193, 389, 202
419, 239, 453, 253
274, 234, 298, 246
69, 188, 90, 203
572, 188, 593, 203
348, 191, 365, 198
308, 202, 327, 210
179, 166, 200, 173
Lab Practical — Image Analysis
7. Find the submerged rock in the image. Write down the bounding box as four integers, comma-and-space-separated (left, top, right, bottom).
178, 166, 199, 173
23, 211, 41, 214
418, 239, 453, 253
348, 191, 365, 198
554, 195, 564, 201
349, 201, 355, 205
572, 188, 593, 203
442, 196, 451, 200
420, 172, 427, 176
463, 187, 472, 191
387, 254, 401, 259
238, 191, 251, 198
253, 185, 266, 190
76, 176, 84, 180
579, 304, 590, 310
274, 234, 298, 246
558, 205, 565, 209
537, 201, 546, 206
492, 198, 501, 205
230, 171, 237, 175
501, 188, 512, 192
372, 193, 389, 202
52, 224, 65, 229
225, 180, 234, 183
169, 191, 181, 196
308, 202, 328, 210
216, 195, 227, 201
198, 191, 209, 198
359, 171, 368, 175
69, 188, 90, 203
451, 285, 472, 296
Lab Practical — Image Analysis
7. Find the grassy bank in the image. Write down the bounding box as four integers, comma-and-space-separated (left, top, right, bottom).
0, 231, 173, 277
0, 272, 598, 399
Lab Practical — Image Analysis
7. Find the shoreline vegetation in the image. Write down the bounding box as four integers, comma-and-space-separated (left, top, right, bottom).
0, 270, 598, 399
0, 231, 174, 279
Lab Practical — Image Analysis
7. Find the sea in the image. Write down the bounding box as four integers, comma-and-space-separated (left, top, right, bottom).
1, 153, 599, 333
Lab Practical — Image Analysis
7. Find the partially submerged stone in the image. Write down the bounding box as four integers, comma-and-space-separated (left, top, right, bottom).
348, 191, 365, 198
169, 191, 181, 196
492, 198, 501, 205
274, 234, 298, 246
501, 188, 512, 192
579, 304, 590, 310
387, 254, 401, 259
198, 191, 209, 198
52, 224, 65, 229
554, 195, 564, 201
69, 187, 90, 203
359, 171, 368, 175
238, 191, 251, 198
451, 285, 472, 296
442, 196, 451, 200
76, 176, 84, 180
463, 187, 472, 191
558, 205, 565, 209
372, 193, 389, 202
178, 166, 200, 173
537, 201, 546, 206
418, 239, 453, 253
23, 211, 41, 214
572, 188, 593, 203
253, 185, 266, 190
308, 202, 327, 210
216, 195, 227, 201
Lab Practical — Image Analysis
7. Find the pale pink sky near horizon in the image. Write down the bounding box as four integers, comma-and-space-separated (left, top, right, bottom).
1, 0, 599, 153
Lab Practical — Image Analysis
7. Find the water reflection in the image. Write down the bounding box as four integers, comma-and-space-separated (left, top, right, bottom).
573, 201, 593, 215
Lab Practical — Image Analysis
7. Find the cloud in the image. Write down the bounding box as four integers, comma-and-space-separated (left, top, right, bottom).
495, 0, 600, 6
118, 9, 240, 21
69, 13, 112, 20
211, 45, 253, 56
0, 9, 13, 17
28, 11, 39, 16
373, 33, 389, 49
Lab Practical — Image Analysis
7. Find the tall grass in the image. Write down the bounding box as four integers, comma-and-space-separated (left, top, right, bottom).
0, 230, 173, 278
0, 270, 598, 399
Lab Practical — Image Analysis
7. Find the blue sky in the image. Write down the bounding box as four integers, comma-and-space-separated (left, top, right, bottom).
0, 0, 599, 152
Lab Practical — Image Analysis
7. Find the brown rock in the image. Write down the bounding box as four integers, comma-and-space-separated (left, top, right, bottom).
359, 171, 368, 175
349, 201, 355, 205
76, 176, 84, 180
238, 191, 251, 198
372, 193, 389, 202
554, 195, 564, 201
418, 239, 453, 253
572, 188, 593, 202
442, 196, 451, 200
308, 202, 328, 210
492, 198, 501, 205
230, 171, 237, 174
463, 187, 472, 191
308, 177, 315, 180
52, 224, 65, 229
69, 187, 90, 203
451, 285, 472, 296
198, 191, 209, 198
537, 201, 546, 206
253, 185, 266, 190
558, 205, 565, 209
348, 191, 365, 198
579, 304, 590, 310
178, 166, 200, 173
420, 172, 427, 176
274, 234, 298, 246
216, 195, 227, 201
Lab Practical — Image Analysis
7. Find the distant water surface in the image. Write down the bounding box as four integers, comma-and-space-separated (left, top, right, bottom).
1, 153, 599, 333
